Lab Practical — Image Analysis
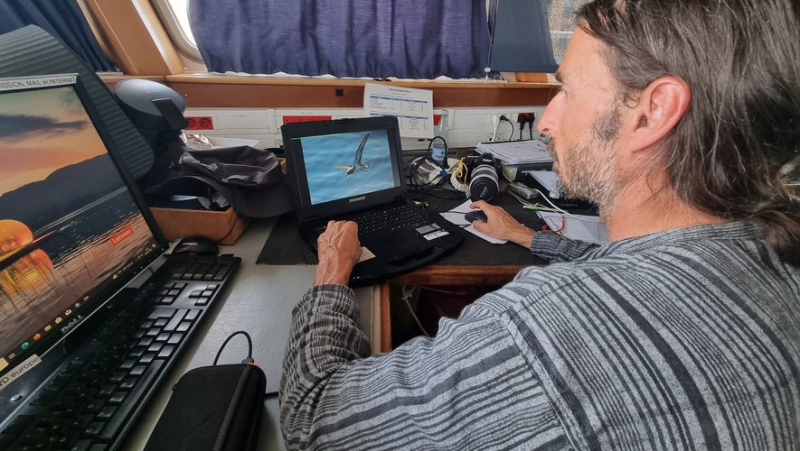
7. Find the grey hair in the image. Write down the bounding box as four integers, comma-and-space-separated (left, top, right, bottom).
577, 0, 800, 265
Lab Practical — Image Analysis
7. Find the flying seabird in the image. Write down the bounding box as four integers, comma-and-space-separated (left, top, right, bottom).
334, 133, 370, 176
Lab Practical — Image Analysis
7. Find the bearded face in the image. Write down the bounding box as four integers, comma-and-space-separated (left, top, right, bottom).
549, 107, 623, 214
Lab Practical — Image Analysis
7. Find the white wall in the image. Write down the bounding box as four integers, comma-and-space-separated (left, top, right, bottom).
183, 106, 548, 151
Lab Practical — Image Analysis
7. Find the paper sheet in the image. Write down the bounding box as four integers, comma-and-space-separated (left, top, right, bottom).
476, 140, 553, 164
363, 83, 433, 139
441, 200, 508, 245
537, 212, 609, 244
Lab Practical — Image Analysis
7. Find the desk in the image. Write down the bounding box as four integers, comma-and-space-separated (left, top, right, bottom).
121, 220, 380, 450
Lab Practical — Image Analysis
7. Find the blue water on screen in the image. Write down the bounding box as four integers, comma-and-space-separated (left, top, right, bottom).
302, 130, 397, 205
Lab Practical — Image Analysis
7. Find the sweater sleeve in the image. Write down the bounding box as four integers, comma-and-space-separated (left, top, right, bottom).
530, 230, 599, 262
279, 284, 568, 450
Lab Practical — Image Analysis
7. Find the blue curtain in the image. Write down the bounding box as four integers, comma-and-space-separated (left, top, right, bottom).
189, 0, 491, 79
0, 0, 114, 72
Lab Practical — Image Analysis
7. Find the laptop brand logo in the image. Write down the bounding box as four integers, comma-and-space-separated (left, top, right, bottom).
110, 227, 134, 246
349, 196, 366, 203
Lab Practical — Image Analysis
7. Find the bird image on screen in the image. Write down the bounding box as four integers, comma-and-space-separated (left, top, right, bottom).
334, 133, 370, 176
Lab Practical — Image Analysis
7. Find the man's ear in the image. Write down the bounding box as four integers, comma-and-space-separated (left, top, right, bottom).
628, 75, 691, 152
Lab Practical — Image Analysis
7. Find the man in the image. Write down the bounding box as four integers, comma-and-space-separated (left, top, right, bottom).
280, 0, 800, 449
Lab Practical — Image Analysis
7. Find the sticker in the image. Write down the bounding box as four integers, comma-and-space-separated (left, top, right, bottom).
0, 355, 41, 391
423, 230, 450, 241
358, 247, 376, 262
0, 358, 7, 372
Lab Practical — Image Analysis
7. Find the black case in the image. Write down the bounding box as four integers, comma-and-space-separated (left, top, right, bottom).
144, 364, 267, 451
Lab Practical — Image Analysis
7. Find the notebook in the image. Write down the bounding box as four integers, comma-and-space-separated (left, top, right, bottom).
0, 74, 240, 448
281, 116, 464, 286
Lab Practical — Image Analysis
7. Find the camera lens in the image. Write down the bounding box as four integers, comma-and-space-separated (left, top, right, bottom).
469, 164, 499, 201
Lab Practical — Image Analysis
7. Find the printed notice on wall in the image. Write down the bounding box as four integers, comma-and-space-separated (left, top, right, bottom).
363, 83, 433, 139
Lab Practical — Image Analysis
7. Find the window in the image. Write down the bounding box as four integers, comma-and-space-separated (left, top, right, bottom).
151, 0, 202, 62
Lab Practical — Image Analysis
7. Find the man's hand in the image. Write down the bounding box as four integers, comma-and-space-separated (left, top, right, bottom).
469, 200, 535, 249
314, 220, 362, 286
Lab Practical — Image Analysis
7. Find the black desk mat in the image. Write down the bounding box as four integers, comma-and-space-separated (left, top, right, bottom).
256, 193, 547, 266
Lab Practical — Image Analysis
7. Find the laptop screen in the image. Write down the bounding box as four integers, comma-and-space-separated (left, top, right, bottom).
300, 129, 399, 205
0, 75, 162, 382
282, 116, 406, 222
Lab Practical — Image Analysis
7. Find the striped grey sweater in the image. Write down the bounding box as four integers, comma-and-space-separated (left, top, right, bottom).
280, 221, 800, 450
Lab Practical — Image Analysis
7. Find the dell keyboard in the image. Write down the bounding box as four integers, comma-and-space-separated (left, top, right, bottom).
0, 254, 240, 451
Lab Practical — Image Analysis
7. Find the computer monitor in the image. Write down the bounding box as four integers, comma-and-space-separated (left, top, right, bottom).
0, 74, 165, 382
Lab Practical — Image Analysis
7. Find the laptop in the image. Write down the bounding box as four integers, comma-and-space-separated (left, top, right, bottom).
281, 116, 464, 285
0, 74, 239, 448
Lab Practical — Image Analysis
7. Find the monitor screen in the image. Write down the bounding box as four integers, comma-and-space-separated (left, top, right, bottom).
297, 129, 400, 206
0, 75, 161, 378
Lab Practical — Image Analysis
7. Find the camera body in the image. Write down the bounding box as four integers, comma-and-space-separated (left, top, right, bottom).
465, 152, 502, 201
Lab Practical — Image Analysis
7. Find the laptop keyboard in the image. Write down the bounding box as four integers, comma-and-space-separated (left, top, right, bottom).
0, 254, 240, 451
319, 203, 430, 241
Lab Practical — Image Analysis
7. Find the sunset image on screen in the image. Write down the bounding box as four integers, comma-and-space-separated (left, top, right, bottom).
0, 86, 106, 196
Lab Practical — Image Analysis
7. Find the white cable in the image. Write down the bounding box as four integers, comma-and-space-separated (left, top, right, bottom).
402, 285, 430, 337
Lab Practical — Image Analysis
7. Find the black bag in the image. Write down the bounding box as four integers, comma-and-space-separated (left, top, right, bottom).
144, 364, 266, 451
141, 144, 292, 218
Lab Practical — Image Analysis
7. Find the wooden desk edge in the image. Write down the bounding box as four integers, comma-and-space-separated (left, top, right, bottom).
379, 265, 524, 352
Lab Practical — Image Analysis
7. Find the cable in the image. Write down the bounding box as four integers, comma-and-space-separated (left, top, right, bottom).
214, 210, 240, 245
499, 115, 515, 141
427, 136, 449, 170
213, 330, 254, 366
402, 285, 430, 337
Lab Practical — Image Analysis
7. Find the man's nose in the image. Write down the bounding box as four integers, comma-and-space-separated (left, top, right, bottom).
537, 95, 561, 137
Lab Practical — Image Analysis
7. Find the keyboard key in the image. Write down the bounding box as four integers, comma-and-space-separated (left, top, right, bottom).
108, 392, 127, 405
97, 406, 117, 420
119, 378, 137, 390
167, 333, 183, 345
84, 422, 104, 437
109, 372, 126, 383
159, 296, 177, 305
176, 321, 191, 333
99, 385, 115, 397
157, 346, 175, 359
185, 310, 200, 321
71, 439, 93, 451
